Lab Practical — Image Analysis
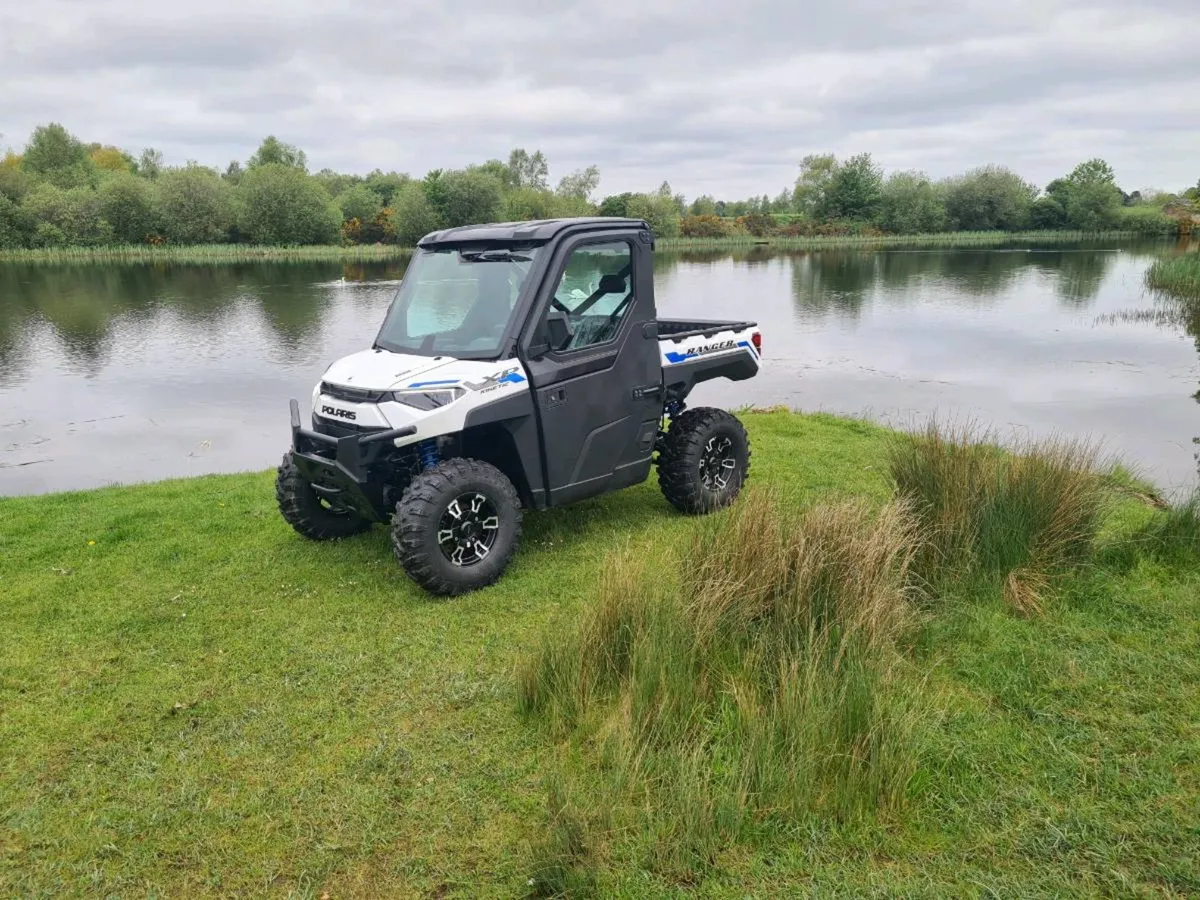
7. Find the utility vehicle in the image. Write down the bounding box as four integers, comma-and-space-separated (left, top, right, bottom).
278, 217, 761, 595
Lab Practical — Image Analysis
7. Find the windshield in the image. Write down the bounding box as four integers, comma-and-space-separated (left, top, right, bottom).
375, 247, 540, 358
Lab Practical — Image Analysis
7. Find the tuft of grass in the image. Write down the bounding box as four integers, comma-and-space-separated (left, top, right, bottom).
1145, 252, 1200, 300
887, 421, 1109, 610
1133, 491, 1200, 565
519, 492, 930, 884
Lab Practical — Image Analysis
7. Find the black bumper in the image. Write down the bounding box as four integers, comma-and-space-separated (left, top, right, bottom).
288, 399, 416, 520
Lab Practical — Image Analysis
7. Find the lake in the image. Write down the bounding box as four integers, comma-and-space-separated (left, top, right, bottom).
2, 242, 1197, 498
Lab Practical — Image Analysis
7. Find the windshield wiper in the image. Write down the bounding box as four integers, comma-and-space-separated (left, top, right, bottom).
460, 250, 532, 262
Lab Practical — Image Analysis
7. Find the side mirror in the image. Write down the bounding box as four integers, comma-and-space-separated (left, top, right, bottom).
545, 309, 574, 352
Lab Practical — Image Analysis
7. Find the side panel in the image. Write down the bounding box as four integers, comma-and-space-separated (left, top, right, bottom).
461, 388, 547, 510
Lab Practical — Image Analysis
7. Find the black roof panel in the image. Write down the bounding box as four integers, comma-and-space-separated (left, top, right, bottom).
417, 217, 650, 247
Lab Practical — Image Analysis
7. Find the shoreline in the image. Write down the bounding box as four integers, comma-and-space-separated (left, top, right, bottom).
0, 230, 1154, 266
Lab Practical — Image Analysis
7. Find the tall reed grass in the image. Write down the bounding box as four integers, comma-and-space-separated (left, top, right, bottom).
518, 492, 930, 889
887, 422, 1109, 613
1145, 253, 1200, 300
658, 230, 1139, 251
0, 244, 414, 266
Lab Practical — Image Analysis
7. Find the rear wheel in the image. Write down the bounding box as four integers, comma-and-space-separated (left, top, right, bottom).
392, 458, 523, 596
657, 408, 751, 514
276, 452, 372, 540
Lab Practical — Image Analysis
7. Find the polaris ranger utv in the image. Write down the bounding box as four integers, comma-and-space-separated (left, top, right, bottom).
278, 217, 761, 595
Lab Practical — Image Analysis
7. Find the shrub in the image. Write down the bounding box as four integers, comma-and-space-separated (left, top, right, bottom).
154, 165, 233, 245
519, 492, 929, 883
235, 163, 341, 245
678, 214, 730, 238
888, 421, 1109, 612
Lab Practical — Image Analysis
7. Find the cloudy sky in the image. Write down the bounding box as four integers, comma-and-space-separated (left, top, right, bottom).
2, 0, 1197, 200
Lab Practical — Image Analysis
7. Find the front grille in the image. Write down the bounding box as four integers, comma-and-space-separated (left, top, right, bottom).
312, 417, 386, 439
320, 381, 387, 404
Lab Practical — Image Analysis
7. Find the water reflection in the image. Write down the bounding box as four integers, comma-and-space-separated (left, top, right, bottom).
0, 261, 412, 382
0, 243, 1195, 495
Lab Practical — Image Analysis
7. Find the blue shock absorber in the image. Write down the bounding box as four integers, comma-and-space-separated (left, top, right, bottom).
418, 439, 439, 470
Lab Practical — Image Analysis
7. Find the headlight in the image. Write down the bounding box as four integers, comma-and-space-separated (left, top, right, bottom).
387, 387, 465, 411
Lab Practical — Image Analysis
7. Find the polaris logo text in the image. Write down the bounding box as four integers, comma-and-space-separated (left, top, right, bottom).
322, 405, 357, 421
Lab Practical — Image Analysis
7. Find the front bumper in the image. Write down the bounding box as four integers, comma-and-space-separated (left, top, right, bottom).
288, 399, 416, 520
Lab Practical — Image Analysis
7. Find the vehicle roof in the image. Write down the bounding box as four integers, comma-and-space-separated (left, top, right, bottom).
417, 217, 650, 247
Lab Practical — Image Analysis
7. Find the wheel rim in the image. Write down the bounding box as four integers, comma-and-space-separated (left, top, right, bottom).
699, 435, 737, 491
437, 492, 501, 567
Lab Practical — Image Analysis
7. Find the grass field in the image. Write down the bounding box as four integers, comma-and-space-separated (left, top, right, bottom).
2, 411, 1198, 897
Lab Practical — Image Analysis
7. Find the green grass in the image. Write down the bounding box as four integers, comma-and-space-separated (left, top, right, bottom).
659, 230, 1140, 250
2, 411, 1198, 897
1146, 252, 1200, 300
0, 243, 414, 266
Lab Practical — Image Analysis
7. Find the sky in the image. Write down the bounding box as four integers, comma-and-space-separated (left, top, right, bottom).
1, 0, 1197, 201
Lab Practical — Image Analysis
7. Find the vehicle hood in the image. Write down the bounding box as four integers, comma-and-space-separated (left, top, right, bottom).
320, 349, 458, 391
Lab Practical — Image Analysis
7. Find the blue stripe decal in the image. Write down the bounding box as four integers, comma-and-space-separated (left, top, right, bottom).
407, 379, 460, 388
499, 372, 527, 384
664, 342, 758, 366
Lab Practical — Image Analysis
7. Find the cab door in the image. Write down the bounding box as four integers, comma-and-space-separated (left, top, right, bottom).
520, 232, 662, 506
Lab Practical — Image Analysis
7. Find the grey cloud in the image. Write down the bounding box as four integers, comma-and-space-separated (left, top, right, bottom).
0, 0, 1197, 199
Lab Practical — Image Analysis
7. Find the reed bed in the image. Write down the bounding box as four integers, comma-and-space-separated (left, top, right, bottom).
0, 243, 414, 266
658, 230, 1139, 250
1145, 253, 1200, 300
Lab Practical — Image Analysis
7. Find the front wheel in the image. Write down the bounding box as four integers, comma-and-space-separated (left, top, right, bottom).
276, 452, 372, 540
657, 408, 751, 514
392, 458, 523, 596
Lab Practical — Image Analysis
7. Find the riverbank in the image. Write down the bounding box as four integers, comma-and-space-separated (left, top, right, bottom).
0, 230, 1148, 266
2, 411, 1197, 896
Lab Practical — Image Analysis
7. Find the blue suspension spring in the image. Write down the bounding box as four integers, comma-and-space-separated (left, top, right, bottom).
418, 439, 439, 470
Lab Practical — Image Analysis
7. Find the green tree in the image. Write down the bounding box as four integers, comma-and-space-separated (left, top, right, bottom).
626, 192, 680, 237
942, 165, 1037, 231
89, 145, 134, 173
154, 164, 232, 244
504, 187, 557, 221
1030, 196, 1068, 230
136, 148, 163, 180
22, 123, 95, 189
336, 184, 383, 224
0, 194, 29, 248
423, 169, 504, 228
598, 192, 635, 217
689, 195, 717, 216
793, 153, 838, 219
20, 183, 114, 246
506, 148, 549, 190
247, 136, 307, 172
314, 168, 361, 198
823, 153, 883, 222
389, 181, 439, 245
222, 161, 244, 185
876, 171, 946, 234
556, 165, 600, 202
363, 170, 409, 207
235, 164, 341, 245
98, 173, 155, 243
1062, 158, 1122, 230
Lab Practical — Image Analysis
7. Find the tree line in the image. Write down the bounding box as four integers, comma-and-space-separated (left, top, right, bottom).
0, 123, 1196, 250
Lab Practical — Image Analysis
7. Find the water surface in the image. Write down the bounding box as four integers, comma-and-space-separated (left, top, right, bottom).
2, 243, 1196, 497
